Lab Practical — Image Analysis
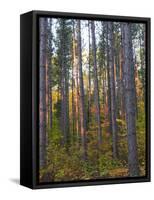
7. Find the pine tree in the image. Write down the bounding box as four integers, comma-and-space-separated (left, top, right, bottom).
91, 21, 102, 148
108, 22, 118, 158
121, 22, 139, 176
77, 20, 87, 159
39, 17, 47, 168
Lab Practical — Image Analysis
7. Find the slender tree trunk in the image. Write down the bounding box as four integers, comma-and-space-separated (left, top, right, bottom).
60, 34, 65, 143
108, 22, 118, 159
71, 47, 75, 141
77, 20, 87, 160
103, 56, 107, 109
119, 48, 125, 119
91, 21, 102, 148
134, 55, 139, 118
101, 22, 106, 111
45, 53, 49, 146
87, 21, 91, 128
121, 23, 139, 176
64, 53, 70, 145
115, 46, 121, 118
49, 67, 52, 129
75, 56, 80, 142
139, 26, 145, 98
71, 20, 76, 142
60, 20, 69, 145
39, 18, 47, 168
72, 21, 80, 143
106, 23, 112, 135
120, 28, 126, 119
48, 18, 53, 129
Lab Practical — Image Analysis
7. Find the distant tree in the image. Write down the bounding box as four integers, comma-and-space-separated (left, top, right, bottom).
77, 20, 87, 160
119, 25, 126, 119
106, 23, 112, 135
91, 21, 102, 148
71, 20, 76, 141
47, 18, 53, 129
87, 21, 92, 128
113, 23, 122, 118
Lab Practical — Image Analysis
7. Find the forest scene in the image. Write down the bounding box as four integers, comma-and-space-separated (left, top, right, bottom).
39, 17, 146, 183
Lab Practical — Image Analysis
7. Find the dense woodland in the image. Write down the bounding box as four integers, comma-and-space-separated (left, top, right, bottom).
39, 17, 146, 182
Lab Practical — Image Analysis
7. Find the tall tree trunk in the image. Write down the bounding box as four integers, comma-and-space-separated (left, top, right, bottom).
75, 54, 80, 142
71, 48, 75, 141
121, 23, 139, 176
91, 21, 102, 148
77, 20, 87, 160
64, 53, 70, 145
101, 22, 106, 111
106, 23, 112, 135
45, 52, 49, 146
60, 33, 65, 143
71, 20, 76, 142
119, 45, 125, 119
60, 19, 69, 145
108, 22, 118, 159
139, 25, 145, 99
115, 44, 121, 118
72, 21, 80, 143
120, 25, 127, 120
87, 21, 91, 128
39, 18, 47, 168
48, 18, 53, 129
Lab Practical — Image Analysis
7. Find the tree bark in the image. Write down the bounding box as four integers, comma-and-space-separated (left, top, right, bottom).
91, 21, 102, 148
48, 18, 53, 129
71, 20, 76, 141
60, 19, 69, 145
39, 17, 47, 168
108, 22, 118, 159
139, 25, 145, 98
87, 21, 91, 128
121, 22, 139, 176
77, 20, 87, 160
106, 23, 112, 135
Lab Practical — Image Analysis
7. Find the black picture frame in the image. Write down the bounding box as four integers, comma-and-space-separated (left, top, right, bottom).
20, 10, 151, 189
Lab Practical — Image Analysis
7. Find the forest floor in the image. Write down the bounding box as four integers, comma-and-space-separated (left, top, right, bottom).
40, 102, 145, 182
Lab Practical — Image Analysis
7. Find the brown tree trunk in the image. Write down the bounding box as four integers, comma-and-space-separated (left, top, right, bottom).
60, 19, 69, 145
106, 23, 112, 135
48, 18, 53, 129
91, 21, 102, 148
71, 20, 76, 142
121, 23, 139, 176
87, 21, 91, 128
77, 20, 87, 160
108, 22, 118, 159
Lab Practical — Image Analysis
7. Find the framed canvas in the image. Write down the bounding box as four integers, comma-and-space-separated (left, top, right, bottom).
20, 10, 151, 189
